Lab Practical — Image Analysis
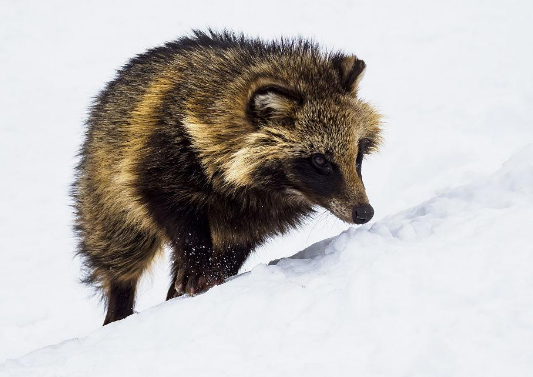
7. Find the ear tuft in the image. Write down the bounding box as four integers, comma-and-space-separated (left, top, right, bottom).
246, 84, 302, 125
332, 55, 366, 94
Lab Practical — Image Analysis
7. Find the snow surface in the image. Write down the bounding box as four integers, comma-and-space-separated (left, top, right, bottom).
3, 147, 533, 376
1, 0, 533, 375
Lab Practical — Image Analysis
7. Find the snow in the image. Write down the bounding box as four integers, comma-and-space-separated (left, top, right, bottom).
3, 147, 533, 376
1, 0, 533, 375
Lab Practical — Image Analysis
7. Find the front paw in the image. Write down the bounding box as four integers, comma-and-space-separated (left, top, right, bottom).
172, 265, 225, 297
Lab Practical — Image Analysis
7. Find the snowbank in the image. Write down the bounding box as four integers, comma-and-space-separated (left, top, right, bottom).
3, 146, 532, 377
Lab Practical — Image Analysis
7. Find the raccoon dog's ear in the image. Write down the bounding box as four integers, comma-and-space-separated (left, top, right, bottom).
331, 55, 366, 94
246, 84, 303, 126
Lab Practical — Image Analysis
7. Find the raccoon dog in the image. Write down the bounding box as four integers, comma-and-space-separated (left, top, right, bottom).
72, 30, 382, 325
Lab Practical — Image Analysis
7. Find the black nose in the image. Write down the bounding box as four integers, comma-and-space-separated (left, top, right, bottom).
352, 204, 374, 224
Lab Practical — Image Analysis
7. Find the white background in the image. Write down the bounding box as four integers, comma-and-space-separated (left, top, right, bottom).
1, 0, 532, 375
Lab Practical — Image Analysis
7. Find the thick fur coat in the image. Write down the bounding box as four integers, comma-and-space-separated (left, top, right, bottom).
72, 30, 382, 325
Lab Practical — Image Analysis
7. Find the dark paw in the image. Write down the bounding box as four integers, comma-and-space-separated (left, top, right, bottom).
168, 266, 225, 299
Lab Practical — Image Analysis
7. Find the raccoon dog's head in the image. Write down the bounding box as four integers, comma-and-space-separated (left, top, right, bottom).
231, 54, 382, 224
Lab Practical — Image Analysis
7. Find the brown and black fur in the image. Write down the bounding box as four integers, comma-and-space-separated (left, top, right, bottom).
72, 30, 382, 325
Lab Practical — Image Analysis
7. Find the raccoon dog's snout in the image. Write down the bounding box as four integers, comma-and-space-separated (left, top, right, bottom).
352, 204, 374, 224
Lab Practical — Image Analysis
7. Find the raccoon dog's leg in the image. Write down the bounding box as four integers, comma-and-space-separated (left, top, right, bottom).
208, 214, 255, 286
77, 215, 161, 325
166, 213, 221, 299
166, 214, 253, 299
100, 227, 161, 325
104, 280, 136, 325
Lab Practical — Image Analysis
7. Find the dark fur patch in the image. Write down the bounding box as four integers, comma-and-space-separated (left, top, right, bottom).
103, 281, 136, 325
291, 157, 343, 199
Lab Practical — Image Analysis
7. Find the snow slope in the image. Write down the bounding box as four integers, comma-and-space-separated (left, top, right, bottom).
1, 0, 533, 375
2, 146, 533, 376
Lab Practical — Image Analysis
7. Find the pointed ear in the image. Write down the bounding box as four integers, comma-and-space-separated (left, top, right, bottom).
332, 55, 366, 94
246, 84, 303, 125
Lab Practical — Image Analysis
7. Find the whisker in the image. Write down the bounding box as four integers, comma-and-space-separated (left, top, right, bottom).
306, 209, 328, 244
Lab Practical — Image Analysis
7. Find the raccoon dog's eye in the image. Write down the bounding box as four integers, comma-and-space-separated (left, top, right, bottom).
311, 153, 331, 174
356, 138, 370, 177
359, 138, 371, 154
